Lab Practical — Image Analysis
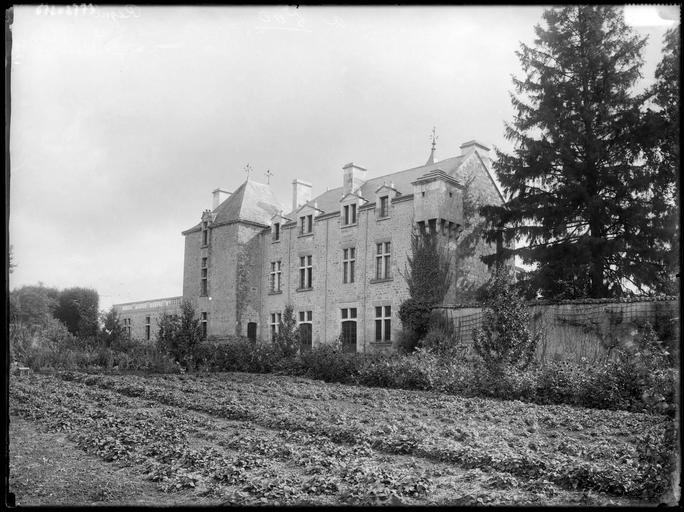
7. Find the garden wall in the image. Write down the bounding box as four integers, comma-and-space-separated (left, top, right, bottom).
435, 297, 679, 363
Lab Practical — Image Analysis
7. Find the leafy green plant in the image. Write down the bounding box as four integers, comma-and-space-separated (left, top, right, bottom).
273, 305, 300, 358
473, 270, 540, 375
156, 301, 203, 370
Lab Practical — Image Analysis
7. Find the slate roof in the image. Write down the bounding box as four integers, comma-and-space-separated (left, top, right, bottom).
285, 154, 468, 218
183, 179, 285, 234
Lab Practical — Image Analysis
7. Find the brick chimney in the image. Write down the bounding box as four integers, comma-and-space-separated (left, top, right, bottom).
292, 179, 312, 211
212, 188, 231, 210
342, 162, 367, 195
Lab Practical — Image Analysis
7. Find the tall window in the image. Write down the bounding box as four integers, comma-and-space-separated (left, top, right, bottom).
200, 257, 208, 296
343, 203, 357, 225
201, 221, 209, 246
273, 222, 280, 241
300, 214, 313, 235
201, 312, 208, 340
340, 308, 357, 353
270, 261, 282, 292
379, 196, 389, 218
299, 255, 313, 289
270, 312, 282, 339
298, 311, 313, 351
375, 242, 391, 279
145, 316, 151, 341
123, 318, 131, 337
342, 248, 356, 284
375, 306, 392, 342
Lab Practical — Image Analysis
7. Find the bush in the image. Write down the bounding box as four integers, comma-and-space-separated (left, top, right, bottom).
272, 305, 300, 358
398, 299, 433, 347
300, 344, 362, 384
473, 271, 540, 375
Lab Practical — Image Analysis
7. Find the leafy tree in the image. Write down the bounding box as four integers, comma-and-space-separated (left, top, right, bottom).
399, 228, 453, 351
99, 307, 131, 350
156, 301, 202, 370
402, 228, 453, 303
639, 26, 680, 295
9, 284, 59, 327
482, 6, 668, 298
273, 304, 300, 358
54, 287, 100, 337
473, 269, 539, 375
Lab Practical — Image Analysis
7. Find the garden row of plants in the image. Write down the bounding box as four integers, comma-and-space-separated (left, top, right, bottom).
50, 370, 676, 500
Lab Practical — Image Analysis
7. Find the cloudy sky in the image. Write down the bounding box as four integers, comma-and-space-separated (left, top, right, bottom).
8, 5, 679, 312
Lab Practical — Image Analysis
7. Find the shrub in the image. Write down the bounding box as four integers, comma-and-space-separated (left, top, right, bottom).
398, 299, 433, 347
156, 301, 202, 370
272, 305, 300, 358
300, 344, 361, 384
473, 270, 540, 375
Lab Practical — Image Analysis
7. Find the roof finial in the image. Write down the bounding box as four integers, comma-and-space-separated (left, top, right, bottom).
244, 163, 252, 179
265, 169, 273, 184
426, 126, 438, 165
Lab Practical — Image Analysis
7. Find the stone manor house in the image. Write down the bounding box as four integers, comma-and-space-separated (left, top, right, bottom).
113, 139, 504, 353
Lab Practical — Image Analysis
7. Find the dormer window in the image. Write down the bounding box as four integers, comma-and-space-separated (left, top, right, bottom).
379, 196, 389, 218
300, 214, 313, 235
273, 222, 280, 242
342, 203, 357, 226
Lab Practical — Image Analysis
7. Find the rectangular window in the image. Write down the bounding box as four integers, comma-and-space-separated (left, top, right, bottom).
200, 257, 208, 296
299, 255, 312, 289
341, 307, 357, 319
273, 222, 280, 241
300, 214, 313, 235
201, 312, 208, 340
343, 204, 357, 225
375, 306, 392, 342
270, 261, 282, 292
145, 316, 151, 341
342, 248, 356, 284
202, 221, 209, 246
123, 318, 131, 337
298, 311, 313, 350
270, 312, 282, 339
375, 242, 391, 279
379, 196, 389, 218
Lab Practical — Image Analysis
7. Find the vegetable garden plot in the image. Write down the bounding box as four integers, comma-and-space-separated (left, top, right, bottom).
10, 372, 676, 505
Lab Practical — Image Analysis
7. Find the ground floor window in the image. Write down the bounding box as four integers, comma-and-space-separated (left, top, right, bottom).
270, 312, 282, 340
247, 322, 257, 341
201, 312, 208, 340
340, 307, 357, 353
375, 306, 391, 342
298, 311, 313, 351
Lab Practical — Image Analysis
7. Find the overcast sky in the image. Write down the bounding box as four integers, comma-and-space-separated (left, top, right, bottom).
8, 5, 679, 312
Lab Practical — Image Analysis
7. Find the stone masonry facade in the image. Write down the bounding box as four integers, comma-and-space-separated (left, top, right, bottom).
113, 140, 506, 351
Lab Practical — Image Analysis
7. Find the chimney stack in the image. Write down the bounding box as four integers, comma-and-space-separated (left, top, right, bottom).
212, 188, 232, 210
460, 140, 490, 157
292, 179, 312, 212
342, 162, 367, 195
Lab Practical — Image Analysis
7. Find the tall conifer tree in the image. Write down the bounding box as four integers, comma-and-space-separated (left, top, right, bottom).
639, 26, 680, 295
482, 6, 664, 298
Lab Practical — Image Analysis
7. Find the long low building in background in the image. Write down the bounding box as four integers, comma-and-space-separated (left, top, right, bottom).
113, 296, 183, 342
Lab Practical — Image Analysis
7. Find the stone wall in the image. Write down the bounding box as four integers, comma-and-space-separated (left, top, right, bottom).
436, 297, 679, 362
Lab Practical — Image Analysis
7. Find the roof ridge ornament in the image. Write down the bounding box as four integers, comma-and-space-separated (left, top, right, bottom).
426, 126, 438, 165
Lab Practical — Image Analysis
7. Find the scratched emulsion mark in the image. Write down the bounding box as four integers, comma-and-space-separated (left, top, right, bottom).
254, 6, 346, 34
35, 4, 141, 23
